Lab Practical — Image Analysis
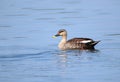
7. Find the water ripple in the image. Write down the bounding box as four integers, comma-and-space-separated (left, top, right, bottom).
36, 18, 56, 20
57, 11, 79, 14
0, 26, 11, 28
22, 8, 65, 11
5, 14, 28, 16
0, 51, 52, 59
105, 34, 120, 36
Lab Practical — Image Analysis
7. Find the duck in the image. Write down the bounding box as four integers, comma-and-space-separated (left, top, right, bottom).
52, 29, 100, 50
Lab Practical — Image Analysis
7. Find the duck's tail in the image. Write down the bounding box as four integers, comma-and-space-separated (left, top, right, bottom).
90, 40, 100, 46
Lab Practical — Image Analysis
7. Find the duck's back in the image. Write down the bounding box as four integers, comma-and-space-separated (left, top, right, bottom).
64, 38, 98, 50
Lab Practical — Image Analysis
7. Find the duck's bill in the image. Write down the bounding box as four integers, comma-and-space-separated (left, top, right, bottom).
52, 34, 60, 38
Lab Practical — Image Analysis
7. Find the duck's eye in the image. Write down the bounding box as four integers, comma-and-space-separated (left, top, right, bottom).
59, 31, 64, 33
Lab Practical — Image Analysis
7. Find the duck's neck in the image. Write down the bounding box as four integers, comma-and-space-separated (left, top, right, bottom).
61, 35, 67, 43
58, 35, 67, 49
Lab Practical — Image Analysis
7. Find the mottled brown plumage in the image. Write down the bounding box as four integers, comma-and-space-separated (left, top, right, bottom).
53, 29, 100, 50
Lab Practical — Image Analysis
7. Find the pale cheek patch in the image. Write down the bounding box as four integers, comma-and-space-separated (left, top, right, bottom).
80, 40, 92, 43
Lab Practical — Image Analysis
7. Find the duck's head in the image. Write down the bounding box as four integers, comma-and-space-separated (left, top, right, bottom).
52, 29, 67, 38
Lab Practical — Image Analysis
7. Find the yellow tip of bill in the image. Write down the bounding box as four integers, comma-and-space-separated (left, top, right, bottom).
52, 36, 57, 38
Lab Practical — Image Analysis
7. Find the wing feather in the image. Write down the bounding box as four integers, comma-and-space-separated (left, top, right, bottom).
65, 38, 93, 49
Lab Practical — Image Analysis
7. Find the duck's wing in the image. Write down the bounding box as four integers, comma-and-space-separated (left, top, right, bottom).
65, 38, 94, 49
67, 38, 93, 43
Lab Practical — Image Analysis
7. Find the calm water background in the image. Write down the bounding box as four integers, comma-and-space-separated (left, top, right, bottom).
0, 0, 120, 82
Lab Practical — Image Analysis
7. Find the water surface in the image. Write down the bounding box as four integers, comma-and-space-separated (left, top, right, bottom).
0, 0, 120, 82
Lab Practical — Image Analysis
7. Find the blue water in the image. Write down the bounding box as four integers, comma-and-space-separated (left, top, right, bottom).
0, 0, 120, 82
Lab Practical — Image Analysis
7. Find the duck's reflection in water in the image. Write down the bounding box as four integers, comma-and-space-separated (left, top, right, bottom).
56, 49, 100, 70
57, 53, 67, 69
